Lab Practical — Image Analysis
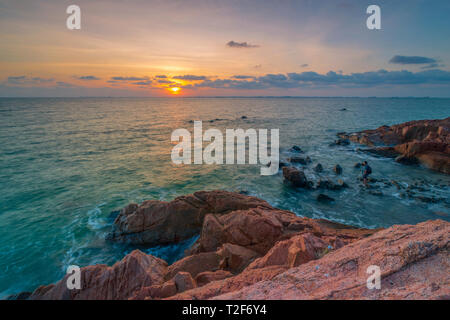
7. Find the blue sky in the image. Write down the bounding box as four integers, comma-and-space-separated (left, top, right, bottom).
0, 0, 449, 96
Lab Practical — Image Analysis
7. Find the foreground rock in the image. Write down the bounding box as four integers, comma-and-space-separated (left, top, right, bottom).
26, 191, 448, 300
29, 250, 167, 300
339, 117, 450, 174
107, 190, 270, 245
213, 219, 449, 300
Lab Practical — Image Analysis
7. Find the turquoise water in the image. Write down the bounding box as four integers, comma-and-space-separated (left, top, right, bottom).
0, 97, 449, 298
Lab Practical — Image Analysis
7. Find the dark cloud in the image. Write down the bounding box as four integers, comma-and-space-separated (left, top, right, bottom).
7, 76, 54, 85
300, 64, 309, 68
173, 75, 208, 80
78, 75, 100, 80
193, 69, 450, 90
389, 55, 437, 65
232, 75, 256, 79
110, 76, 149, 81
132, 80, 152, 86
155, 75, 167, 79
227, 41, 259, 48
56, 81, 75, 88
157, 79, 175, 84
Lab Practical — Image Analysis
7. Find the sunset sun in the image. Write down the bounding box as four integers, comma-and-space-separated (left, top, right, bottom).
169, 87, 181, 94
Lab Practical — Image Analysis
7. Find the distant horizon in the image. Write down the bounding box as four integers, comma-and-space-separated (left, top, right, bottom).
1, 95, 449, 99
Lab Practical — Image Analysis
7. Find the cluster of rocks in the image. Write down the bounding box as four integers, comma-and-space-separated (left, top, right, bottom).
338, 117, 450, 174
23, 191, 449, 300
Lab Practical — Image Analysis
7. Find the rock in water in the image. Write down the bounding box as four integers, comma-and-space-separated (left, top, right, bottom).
333, 165, 343, 175
317, 194, 335, 203
282, 167, 309, 188
106, 190, 271, 245
314, 163, 323, 173
338, 117, 450, 174
290, 145, 303, 153
288, 156, 311, 165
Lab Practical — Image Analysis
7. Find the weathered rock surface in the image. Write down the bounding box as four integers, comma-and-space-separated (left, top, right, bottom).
30, 250, 167, 300
195, 270, 233, 287
339, 117, 450, 173
282, 167, 310, 188
214, 220, 449, 300
107, 190, 271, 245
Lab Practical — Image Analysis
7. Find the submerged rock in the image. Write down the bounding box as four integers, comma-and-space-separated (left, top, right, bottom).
290, 145, 303, 153
317, 194, 335, 203
288, 156, 311, 165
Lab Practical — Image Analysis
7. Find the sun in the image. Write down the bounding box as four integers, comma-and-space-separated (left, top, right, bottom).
168, 87, 181, 94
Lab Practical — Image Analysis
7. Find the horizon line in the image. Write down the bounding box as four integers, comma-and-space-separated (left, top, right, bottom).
0, 96, 449, 99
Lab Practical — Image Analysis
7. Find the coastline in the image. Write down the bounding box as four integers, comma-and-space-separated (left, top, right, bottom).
5, 116, 450, 300
20, 190, 449, 300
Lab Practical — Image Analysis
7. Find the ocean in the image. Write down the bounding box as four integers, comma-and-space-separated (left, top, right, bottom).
0, 97, 449, 298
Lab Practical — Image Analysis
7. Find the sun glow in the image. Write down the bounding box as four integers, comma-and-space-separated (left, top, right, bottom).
169, 87, 181, 94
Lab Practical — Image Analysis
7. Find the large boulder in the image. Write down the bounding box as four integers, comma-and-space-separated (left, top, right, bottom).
246, 233, 330, 269
282, 167, 310, 188
107, 190, 271, 245
29, 250, 167, 300
188, 206, 376, 257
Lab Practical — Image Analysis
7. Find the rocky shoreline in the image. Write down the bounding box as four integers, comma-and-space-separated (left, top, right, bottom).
20, 190, 449, 300
337, 117, 450, 174
11, 118, 450, 300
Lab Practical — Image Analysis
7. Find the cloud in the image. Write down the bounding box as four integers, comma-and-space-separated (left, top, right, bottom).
172, 75, 208, 80
226, 41, 259, 48
56, 81, 75, 88
232, 75, 256, 80
110, 76, 150, 81
192, 69, 450, 90
157, 79, 176, 84
300, 64, 309, 68
6, 76, 54, 85
132, 80, 152, 86
389, 55, 437, 65
155, 75, 167, 79
78, 75, 100, 80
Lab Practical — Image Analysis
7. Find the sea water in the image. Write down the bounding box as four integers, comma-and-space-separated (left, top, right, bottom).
0, 97, 449, 297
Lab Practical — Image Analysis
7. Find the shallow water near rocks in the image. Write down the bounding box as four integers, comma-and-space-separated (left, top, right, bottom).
0, 97, 449, 297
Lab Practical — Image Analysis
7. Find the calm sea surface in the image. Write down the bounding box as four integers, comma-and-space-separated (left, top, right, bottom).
0, 97, 449, 297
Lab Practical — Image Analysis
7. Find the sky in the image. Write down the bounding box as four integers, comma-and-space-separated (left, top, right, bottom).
1, 0, 450, 97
